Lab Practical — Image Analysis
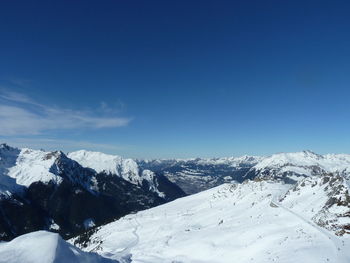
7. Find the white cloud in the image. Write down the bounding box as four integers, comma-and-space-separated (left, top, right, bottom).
0, 90, 131, 136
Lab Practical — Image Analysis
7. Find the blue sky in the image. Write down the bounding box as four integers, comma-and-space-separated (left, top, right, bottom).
0, 0, 350, 158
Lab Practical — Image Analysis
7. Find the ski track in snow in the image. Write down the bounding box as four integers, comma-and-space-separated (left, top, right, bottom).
97, 218, 141, 263
271, 199, 336, 255
271, 194, 349, 263
73, 182, 350, 263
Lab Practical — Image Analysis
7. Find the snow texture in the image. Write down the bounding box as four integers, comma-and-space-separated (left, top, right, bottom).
0, 231, 117, 263
71, 181, 350, 263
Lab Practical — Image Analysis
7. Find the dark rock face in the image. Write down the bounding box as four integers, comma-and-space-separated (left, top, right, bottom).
0, 173, 183, 241
25, 178, 163, 239
151, 173, 186, 201
0, 194, 46, 241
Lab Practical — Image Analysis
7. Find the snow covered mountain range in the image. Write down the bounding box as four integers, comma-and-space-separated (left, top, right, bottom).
1, 143, 350, 262
0, 143, 185, 241
246, 150, 350, 183
138, 150, 350, 193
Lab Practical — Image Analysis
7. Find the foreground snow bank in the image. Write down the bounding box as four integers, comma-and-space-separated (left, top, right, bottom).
0, 231, 117, 263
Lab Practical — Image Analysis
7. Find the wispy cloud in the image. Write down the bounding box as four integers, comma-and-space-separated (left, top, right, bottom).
0, 90, 36, 104
0, 90, 131, 136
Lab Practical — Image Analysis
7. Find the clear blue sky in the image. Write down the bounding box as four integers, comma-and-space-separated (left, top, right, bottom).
0, 0, 350, 158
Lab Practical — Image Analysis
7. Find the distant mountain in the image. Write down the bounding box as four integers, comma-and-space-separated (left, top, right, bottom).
138, 151, 350, 193
245, 150, 350, 183
0, 144, 185, 241
137, 155, 263, 194
68, 150, 184, 200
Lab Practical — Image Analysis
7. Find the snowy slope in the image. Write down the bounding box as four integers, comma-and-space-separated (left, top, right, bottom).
71, 180, 350, 263
279, 174, 350, 235
0, 231, 117, 263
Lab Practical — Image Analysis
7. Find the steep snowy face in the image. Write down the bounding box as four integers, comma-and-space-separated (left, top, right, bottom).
0, 144, 22, 195
71, 181, 350, 263
247, 151, 350, 182
0, 231, 116, 263
68, 150, 166, 196
68, 150, 142, 184
280, 173, 350, 235
7, 148, 64, 187
0, 146, 98, 192
0, 145, 74, 194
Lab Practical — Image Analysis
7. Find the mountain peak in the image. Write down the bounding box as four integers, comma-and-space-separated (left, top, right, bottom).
68, 150, 126, 175
0, 143, 9, 148
302, 149, 320, 156
0, 143, 18, 152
